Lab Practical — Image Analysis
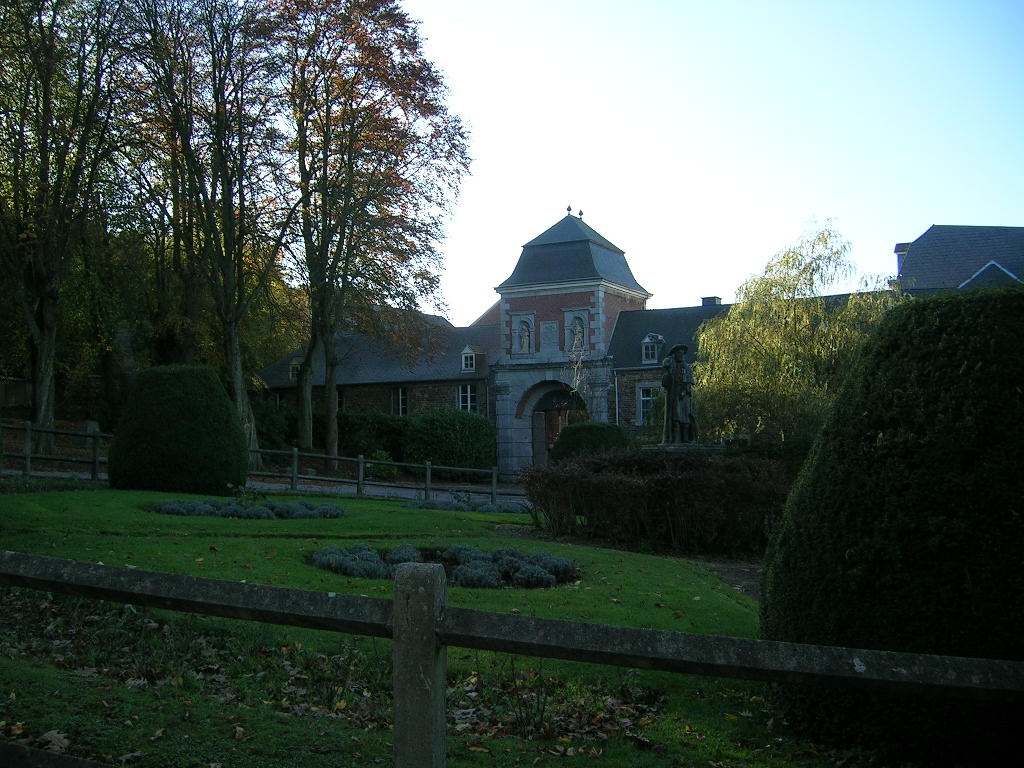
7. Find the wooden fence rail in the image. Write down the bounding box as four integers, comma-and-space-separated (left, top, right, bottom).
0, 422, 512, 503
249, 446, 505, 503
2, 551, 1022, 768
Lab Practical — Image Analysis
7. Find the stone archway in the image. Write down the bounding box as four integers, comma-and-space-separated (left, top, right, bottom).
522, 384, 586, 467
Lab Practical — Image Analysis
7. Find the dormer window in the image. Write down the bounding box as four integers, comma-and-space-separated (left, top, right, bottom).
641, 333, 664, 364
289, 360, 302, 380
462, 352, 476, 372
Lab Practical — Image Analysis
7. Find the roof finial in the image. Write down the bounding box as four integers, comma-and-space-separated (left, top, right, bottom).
578, 209, 583, 219
566, 204, 572, 215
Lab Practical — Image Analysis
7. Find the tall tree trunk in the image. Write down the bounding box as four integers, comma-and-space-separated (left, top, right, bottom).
26, 284, 58, 452
297, 333, 321, 451
224, 320, 257, 467
324, 347, 339, 460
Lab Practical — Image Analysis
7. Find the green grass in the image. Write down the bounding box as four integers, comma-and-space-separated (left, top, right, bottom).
0, 487, 858, 767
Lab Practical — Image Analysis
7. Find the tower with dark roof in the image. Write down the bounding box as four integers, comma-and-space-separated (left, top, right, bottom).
490, 211, 652, 475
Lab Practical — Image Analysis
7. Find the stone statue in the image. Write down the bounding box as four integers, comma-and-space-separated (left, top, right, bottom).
662, 343, 697, 444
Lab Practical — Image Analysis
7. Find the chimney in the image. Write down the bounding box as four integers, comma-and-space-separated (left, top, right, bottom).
701, 296, 722, 306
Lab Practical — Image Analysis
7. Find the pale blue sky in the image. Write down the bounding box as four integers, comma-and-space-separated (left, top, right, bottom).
402, 0, 1024, 325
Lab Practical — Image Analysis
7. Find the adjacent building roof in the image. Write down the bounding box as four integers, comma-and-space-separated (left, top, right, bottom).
260, 322, 501, 390
496, 214, 650, 296
607, 302, 730, 369
898, 225, 1024, 293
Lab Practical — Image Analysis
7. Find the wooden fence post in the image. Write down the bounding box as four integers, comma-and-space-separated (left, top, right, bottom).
357, 454, 365, 495
424, 461, 432, 500
490, 467, 498, 505
290, 447, 298, 491
90, 428, 100, 481
23, 421, 32, 477
392, 563, 447, 768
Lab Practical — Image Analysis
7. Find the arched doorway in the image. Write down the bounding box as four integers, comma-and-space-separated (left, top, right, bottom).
529, 385, 586, 466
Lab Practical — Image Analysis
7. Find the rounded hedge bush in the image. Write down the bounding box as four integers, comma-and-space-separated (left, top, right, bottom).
548, 421, 634, 463
109, 365, 248, 495
760, 288, 1024, 765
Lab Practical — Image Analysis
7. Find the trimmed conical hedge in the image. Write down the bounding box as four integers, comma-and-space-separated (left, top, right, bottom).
760, 288, 1024, 765
109, 365, 248, 495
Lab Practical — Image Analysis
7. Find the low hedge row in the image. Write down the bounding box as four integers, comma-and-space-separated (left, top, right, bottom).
151, 498, 345, 520
311, 543, 577, 589
521, 449, 789, 556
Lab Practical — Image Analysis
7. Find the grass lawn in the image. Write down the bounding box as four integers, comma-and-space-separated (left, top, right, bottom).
0, 484, 856, 767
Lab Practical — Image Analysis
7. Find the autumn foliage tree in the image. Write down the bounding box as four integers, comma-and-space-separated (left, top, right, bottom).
695, 224, 905, 453
0, 0, 127, 434
278, 0, 470, 454
124, 0, 298, 446
0, 0, 467, 438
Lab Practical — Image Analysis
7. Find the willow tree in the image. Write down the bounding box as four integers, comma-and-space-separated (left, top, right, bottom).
0, 0, 126, 434
278, 0, 470, 454
696, 224, 905, 451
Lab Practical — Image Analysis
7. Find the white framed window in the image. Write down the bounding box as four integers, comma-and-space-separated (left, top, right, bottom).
289, 361, 302, 380
462, 352, 476, 372
641, 333, 664, 364
638, 385, 660, 426
458, 383, 477, 412
393, 386, 408, 416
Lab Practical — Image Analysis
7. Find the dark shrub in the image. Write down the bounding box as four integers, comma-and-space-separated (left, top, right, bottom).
251, 391, 294, 450
312, 542, 575, 590
109, 365, 248, 495
312, 545, 391, 580
365, 449, 398, 481
760, 289, 1024, 765
548, 421, 634, 463
511, 564, 556, 589
402, 409, 496, 477
442, 544, 488, 565
452, 560, 502, 589
234, 504, 275, 520
529, 553, 576, 584
151, 497, 344, 519
337, 411, 409, 460
385, 543, 423, 565
522, 449, 788, 556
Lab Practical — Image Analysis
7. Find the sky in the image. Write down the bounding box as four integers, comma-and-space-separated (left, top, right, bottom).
401, 0, 1024, 326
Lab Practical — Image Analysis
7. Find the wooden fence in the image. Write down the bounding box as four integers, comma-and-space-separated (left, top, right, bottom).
0, 421, 109, 481
2, 551, 1022, 768
249, 447, 506, 504
0, 422, 513, 504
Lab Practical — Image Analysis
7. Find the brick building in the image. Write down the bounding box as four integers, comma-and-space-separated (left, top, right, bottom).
261, 212, 725, 477
261, 217, 1021, 477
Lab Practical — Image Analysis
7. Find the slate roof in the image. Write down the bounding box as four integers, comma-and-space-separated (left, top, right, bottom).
497, 215, 650, 296
898, 225, 1024, 293
607, 304, 730, 369
259, 321, 501, 390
